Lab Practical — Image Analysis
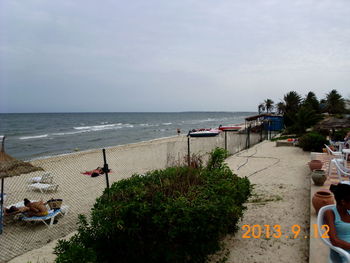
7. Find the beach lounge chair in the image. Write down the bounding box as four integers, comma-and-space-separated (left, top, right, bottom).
317, 205, 350, 263
28, 183, 59, 193
29, 173, 54, 184
21, 206, 69, 227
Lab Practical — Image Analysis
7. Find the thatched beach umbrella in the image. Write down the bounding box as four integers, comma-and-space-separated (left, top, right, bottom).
0, 136, 44, 234
315, 116, 350, 130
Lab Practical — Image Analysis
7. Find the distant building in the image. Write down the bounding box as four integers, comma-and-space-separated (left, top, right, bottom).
245, 113, 284, 131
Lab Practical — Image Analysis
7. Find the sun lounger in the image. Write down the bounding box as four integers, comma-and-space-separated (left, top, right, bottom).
21, 206, 69, 227
28, 183, 59, 193
29, 173, 54, 184
5, 199, 69, 225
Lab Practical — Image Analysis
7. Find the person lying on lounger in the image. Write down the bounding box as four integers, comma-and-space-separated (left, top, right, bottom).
4, 205, 28, 216
23, 198, 48, 217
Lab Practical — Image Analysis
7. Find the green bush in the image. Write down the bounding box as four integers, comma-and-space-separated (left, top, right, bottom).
298, 132, 328, 152
54, 148, 252, 263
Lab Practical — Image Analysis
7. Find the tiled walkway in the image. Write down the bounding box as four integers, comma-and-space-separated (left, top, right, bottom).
317, 154, 350, 188
309, 153, 350, 263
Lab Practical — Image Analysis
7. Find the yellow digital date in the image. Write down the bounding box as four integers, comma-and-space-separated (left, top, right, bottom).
241, 224, 330, 239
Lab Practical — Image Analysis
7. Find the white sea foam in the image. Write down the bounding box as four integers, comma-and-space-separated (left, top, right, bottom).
20, 134, 49, 140
52, 130, 89, 136
140, 123, 158, 127
162, 122, 172, 125
73, 123, 131, 131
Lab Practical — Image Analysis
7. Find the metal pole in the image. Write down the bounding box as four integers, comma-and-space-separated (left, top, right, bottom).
247, 125, 251, 149
102, 149, 110, 196
224, 131, 227, 151
187, 132, 191, 167
0, 178, 4, 234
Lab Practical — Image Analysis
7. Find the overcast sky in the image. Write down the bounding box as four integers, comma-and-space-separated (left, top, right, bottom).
0, 0, 349, 113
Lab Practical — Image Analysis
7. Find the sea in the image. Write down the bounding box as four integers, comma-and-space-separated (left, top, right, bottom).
0, 112, 255, 160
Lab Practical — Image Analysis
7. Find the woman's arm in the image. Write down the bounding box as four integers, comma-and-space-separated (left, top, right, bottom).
324, 210, 350, 250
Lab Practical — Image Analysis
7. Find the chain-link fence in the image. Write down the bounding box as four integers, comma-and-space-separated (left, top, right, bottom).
0, 128, 274, 262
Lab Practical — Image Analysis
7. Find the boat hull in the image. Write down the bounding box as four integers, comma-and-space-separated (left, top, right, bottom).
218, 126, 241, 131
189, 131, 220, 137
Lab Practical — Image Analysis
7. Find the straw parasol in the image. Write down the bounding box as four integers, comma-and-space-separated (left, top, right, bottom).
0, 136, 44, 234
315, 116, 350, 130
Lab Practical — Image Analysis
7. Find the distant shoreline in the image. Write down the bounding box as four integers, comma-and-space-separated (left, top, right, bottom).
0, 111, 256, 114
1, 112, 253, 160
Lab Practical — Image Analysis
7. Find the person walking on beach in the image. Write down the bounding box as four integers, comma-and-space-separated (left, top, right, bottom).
177, 128, 181, 135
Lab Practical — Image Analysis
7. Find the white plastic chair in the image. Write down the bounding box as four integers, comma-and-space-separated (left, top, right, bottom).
328, 159, 346, 177
325, 144, 344, 159
333, 160, 350, 182
29, 173, 54, 184
325, 145, 345, 176
318, 205, 350, 263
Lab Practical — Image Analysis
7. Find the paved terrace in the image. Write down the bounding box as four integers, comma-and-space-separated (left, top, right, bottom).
309, 153, 350, 263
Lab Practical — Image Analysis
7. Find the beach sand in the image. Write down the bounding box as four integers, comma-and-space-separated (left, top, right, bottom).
6, 133, 314, 263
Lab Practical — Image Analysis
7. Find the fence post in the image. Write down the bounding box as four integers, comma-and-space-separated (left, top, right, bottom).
224, 131, 227, 151
187, 132, 191, 166
0, 178, 4, 234
102, 149, 110, 197
246, 126, 251, 149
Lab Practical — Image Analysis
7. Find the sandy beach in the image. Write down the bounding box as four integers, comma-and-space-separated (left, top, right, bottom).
5, 138, 311, 263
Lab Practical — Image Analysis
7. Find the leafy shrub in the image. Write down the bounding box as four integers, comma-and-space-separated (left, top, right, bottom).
298, 132, 328, 152
206, 147, 229, 170
55, 148, 251, 263
183, 153, 204, 169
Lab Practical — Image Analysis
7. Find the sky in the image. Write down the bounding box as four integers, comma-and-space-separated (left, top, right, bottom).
0, 0, 350, 113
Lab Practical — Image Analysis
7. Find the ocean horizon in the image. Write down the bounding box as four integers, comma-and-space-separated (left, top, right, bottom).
0, 111, 255, 160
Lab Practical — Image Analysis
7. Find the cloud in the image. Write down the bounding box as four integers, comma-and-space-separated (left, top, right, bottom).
1, 0, 350, 112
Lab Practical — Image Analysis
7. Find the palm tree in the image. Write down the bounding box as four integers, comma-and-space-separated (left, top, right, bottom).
276, 102, 285, 115
258, 103, 265, 114
283, 91, 302, 127
325, 89, 345, 114
264, 99, 274, 113
292, 106, 322, 135
284, 91, 301, 112
303, 92, 320, 113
